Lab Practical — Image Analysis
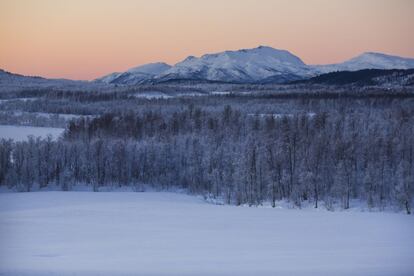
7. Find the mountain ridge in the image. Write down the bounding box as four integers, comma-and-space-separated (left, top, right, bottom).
2, 46, 414, 87
96, 46, 414, 85
314, 52, 414, 74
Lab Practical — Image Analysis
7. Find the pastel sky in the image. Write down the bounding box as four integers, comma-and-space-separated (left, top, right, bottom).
1, 0, 413, 80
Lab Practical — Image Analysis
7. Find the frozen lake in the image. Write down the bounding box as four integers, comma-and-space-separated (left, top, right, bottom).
0, 192, 413, 276
0, 125, 65, 141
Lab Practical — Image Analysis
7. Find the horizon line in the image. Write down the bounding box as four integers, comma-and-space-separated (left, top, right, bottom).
2, 46, 414, 81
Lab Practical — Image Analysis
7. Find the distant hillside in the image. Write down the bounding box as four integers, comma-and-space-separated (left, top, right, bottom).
293, 69, 414, 86
0, 69, 108, 92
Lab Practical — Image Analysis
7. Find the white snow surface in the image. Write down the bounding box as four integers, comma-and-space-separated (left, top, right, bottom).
0, 192, 413, 276
1, 111, 93, 120
133, 91, 173, 99
0, 125, 64, 141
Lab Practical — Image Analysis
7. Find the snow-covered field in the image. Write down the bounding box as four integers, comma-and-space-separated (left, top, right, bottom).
133, 91, 173, 99
0, 98, 38, 104
0, 125, 64, 141
132, 91, 207, 99
24, 112, 93, 120
0, 192, 413, 276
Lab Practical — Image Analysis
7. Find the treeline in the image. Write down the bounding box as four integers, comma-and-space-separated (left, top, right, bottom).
292, 69, 414, 86
0, 99, 413, 213
2, 85, 413, 121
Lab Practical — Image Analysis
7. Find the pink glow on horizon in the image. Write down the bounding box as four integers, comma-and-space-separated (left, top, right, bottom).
1, 0, 413, 80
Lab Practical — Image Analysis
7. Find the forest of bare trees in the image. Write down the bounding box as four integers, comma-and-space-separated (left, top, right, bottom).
0, 93, 413, 213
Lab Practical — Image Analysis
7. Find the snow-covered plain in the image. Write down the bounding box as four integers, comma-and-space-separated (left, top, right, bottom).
0, 192, 413, 276
133, 91, 173, 99
0, 110, 93, 120
0, 125, 64, 141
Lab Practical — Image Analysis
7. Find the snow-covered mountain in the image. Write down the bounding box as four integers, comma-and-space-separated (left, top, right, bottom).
313, 52, 414, 74
95, 46, 314, 84
96, 47, 414, 85
154, 46, 312, 83
96, 62, 171, 85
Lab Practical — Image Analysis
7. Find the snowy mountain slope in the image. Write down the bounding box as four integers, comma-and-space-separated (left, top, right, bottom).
155, 46, 313, 84
313, 52, 414, 74
96, 62, 171, 85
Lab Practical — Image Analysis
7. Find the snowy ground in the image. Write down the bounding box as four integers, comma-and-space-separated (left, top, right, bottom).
133, 91, 173, 99
18, 111, 94, 120
132, 91, 207, 99
0, 98, 37, 104
0, 125, 64, 141
0, 192, 413, 276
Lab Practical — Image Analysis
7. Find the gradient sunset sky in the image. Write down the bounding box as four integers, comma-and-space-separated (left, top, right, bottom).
1, 0, 413, 80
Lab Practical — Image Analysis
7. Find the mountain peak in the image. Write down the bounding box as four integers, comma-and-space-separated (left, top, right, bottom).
254, 45, 284, 52
347, 52, 414, 68
192, 46, 305, 66
315, 52, 414, 73
361, 51, 383, 56
353, 52, 414, 63
357, 52, 400, 59
182, 56, 197, 62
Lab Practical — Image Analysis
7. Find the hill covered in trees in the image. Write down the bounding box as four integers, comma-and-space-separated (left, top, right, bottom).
294, 68, 414, 86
